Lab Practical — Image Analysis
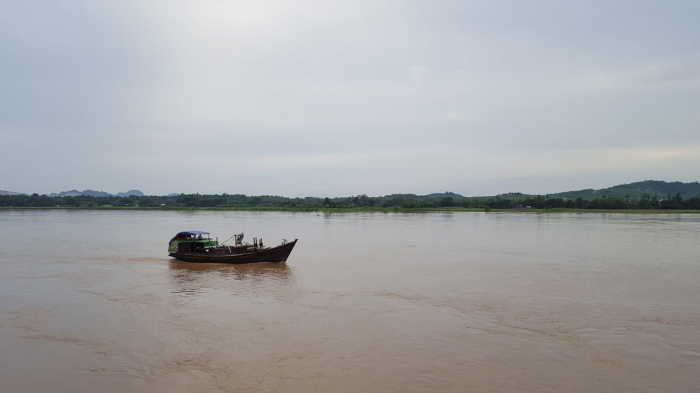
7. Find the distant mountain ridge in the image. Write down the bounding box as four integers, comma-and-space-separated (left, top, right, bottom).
49, 189, 145, 197
485, 181, 700, 201
382, 191, 461, 201
0, 190, 25, 196
551, 180, 700, 201
3, 181, 699, 201
393, 181, 700, 201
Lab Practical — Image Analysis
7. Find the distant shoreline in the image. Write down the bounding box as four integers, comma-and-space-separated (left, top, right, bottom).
2, 206, 700, 214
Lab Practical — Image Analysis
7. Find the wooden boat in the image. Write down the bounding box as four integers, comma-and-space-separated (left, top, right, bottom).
168, 231, 297, 264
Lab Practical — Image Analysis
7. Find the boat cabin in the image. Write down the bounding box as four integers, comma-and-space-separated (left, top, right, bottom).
168, 231, 218, 253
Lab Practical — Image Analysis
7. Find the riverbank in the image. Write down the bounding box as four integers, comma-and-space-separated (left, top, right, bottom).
2, 206, 700, 213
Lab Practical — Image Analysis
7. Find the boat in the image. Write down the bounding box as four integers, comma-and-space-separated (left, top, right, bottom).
168, 231, 297, 264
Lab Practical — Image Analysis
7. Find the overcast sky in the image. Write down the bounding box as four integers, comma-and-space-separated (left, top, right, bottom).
1, 1, 699, 197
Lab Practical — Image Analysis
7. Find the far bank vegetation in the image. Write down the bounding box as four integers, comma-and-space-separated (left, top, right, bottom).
2, 191, 700, 211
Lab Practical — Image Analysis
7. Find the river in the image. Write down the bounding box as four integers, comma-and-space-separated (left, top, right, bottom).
1, 210, 699, 392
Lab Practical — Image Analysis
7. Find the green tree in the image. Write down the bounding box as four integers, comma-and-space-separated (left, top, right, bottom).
177, 194, 198, 206
439, 197, 455, 207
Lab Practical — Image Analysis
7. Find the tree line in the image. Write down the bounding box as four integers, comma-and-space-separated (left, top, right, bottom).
2, 191, 700, 210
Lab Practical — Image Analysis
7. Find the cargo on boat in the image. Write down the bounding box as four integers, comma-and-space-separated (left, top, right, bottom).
168, 231, 297, 264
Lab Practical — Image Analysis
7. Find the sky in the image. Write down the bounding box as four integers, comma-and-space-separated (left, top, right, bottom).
1, 0, 699, 197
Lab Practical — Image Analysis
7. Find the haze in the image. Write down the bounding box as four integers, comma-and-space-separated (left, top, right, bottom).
1, 1, 699, 197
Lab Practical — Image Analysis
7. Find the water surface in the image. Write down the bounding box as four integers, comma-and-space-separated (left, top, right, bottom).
1, 210, 699, 392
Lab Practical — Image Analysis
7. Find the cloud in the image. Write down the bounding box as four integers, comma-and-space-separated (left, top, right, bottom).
105, 144, 700, 196
1, 1, 699, 195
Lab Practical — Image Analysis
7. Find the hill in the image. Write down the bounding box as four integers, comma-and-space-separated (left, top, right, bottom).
116, 190, 144, 197
0, 190, 25, 196
551, 181, 700, 201
49, 189, 145, 197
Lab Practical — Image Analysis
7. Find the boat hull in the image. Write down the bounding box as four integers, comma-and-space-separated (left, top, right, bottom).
169, 240, 297, 264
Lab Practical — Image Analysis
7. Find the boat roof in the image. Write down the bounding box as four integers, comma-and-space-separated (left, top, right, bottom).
177, 231, 210, 235
169, 231, 210, 244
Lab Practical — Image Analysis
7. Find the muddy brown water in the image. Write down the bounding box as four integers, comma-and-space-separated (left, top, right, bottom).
1, 210, 700, 392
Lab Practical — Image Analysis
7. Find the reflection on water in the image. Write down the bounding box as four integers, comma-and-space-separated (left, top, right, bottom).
168, 260, 292, 280
168, 261, 294, 298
